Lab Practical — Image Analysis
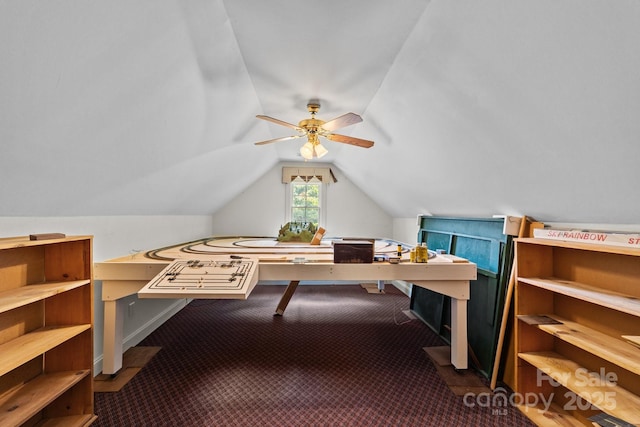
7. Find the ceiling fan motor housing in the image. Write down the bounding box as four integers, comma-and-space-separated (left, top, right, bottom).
298, 118, 324, 134
299, 103, 324, 138
307, 102, 321, 114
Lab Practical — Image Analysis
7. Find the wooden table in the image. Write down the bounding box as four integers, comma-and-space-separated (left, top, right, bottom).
94, 237, 476, 374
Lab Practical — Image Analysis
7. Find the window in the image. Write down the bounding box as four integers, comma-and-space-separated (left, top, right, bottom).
282, 167, 334, 226
290, 177, 321, 224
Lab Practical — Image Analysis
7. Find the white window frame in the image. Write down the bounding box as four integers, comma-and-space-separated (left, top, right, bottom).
285, 176, 327, 226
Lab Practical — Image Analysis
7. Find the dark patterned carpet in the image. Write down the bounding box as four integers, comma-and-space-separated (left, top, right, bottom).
94, 284, 535, 426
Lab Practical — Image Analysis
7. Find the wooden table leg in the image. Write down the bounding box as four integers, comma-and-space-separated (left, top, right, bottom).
103, 299, 125, 375
274, 280, 300, 316
450, 298, 468, 370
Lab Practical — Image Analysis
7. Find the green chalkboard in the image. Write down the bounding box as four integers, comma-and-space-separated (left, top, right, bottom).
410, 216, 514, 378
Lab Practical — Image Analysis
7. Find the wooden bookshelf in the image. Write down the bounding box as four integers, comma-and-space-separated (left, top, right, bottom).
514, 238, 640, 426
0, 235, 96, 426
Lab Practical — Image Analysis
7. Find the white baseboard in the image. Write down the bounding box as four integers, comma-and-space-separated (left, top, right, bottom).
391, 280, 412, 297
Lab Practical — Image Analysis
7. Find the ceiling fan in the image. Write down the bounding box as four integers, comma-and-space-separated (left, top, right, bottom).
254, 102, 374, 160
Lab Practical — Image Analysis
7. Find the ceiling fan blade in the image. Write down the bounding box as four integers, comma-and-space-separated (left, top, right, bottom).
326, 133, 374, 148
321, 112, 362, 131
256, 115, 303, 131
254, 135, 304, 146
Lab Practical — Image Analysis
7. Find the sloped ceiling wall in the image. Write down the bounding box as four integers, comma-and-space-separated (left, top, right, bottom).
339, 1, 640, 223
1, 1, 639, 224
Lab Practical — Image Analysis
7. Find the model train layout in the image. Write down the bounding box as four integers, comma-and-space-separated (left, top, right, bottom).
139, 257, 259, 299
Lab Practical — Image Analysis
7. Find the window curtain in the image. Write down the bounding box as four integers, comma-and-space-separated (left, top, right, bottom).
282, 167, 337, 183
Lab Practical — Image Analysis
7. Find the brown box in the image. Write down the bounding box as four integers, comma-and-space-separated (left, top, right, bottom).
333, 239, 374, 263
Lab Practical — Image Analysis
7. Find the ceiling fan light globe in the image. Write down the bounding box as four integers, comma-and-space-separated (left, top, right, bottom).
314, 143, 328, 158
300, 142, 314, 160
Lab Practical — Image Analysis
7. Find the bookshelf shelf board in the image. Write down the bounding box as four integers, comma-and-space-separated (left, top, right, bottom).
518, 277, 640, 318
515, 402, 584, 427
0, 324, 91, 376
0, 280, 91, 314
0, 369, 91, 426
518, 314, 640, 375
518, 351, 640, 425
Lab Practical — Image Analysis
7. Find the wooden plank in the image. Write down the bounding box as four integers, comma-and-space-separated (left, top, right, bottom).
533, 229, 640, 250
0, 358, 41, 397
94, 261, 168, 281
101, 280, 149, 301
0, 245, 45, 292
94, 368, 141, 392
37, 414, 98, 426
516, 402, 584, 427
0, 325, 91, 376
423, 346, 451, 366
519, 351, 640, 425
29, 233, 66, 241
0, 280, 90, 314
44, 239, 91, 282
491, 215, 529, 390
258, 261, 477, 282
0, 303, 43, 346
360, 282, 384, 294
622, 335, 640, 348
518, 277, 640, 318
0, 235, 92, 250
45, 283, 92, 326
517, 236, 640, 257
439, 254, 469, 263
0, 370, 90, 427
274, 280, 300, 315
45, 329, 93, 373
532, 315, 640, 376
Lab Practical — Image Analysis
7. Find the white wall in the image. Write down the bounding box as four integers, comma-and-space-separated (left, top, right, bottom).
211, 162, 393, 239
0, 215, 213, 262
393, 218, 422, 246
0, 215, 213, 374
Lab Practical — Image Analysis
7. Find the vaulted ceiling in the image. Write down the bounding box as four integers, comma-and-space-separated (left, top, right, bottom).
2, 1, 639, 224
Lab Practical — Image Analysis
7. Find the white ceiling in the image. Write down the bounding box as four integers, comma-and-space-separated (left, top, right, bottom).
2, 0, 639, 224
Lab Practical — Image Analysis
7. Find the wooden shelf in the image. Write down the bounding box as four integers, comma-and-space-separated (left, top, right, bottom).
0, 280, 91, 314
36, 414, 98, 427
0, 370, 91, 427
516, 237, 640, 256
519, 314, 640, 376
0, 235, 95, 426
513, 238, 640, 426
519, 351, 640, 425
0, 234, 91, 249
0, 325, 91, 376
515, 402, 584, 427
518, 277, 640, 318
